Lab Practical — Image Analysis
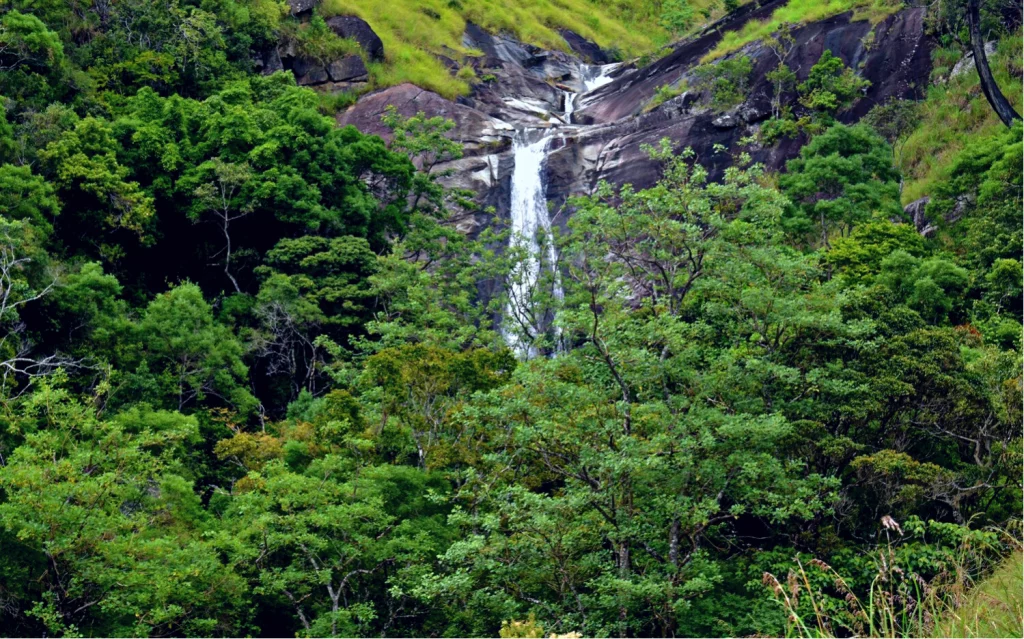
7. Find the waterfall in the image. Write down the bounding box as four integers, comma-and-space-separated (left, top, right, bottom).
504, 63, 618, 357
581, 63, 619, 92
563, 91, 578, 122
505, 129, 561, 358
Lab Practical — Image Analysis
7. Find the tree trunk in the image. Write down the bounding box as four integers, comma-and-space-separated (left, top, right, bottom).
968, 0, 1021, 127
222, 213, 241, 293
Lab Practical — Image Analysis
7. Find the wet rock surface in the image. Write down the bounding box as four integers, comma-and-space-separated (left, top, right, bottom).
338, 5, 934, 236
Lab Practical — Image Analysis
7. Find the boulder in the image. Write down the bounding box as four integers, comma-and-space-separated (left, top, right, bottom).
712, 114, 738, 128
327, 16, 385, 61
286, 0, 318, 16
327, 55, 368, 82
256, 47, 284, 74
435, 54, 460, 72
559, 29, 611, 64
292, 58, 329, 85
950, 41, 997, 79
463, 22, 536, 66
336, 83, 513, 153
902, 196, 935, 236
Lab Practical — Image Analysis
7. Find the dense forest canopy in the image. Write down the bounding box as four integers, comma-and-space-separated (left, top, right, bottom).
0, 0, 1020, 637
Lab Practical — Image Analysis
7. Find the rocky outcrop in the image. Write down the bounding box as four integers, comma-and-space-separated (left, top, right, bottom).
573, 0, 788, 124
265, 49, 369, 89
949, 40, 997, 79
327, 16, 385, 62
258, 14, 382, 92
559, 29, 611, 64
903, 196, 936, 236
338, 5, 934, 237
286, 0, 317, 17
555, 7, 933, 200
337, 83, 513, 154
337, 84, 515, 234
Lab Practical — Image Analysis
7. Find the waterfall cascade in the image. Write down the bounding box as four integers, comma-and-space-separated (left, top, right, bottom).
504, 63, 618, 357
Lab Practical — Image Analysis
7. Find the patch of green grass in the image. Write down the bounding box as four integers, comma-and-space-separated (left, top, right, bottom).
936, 551, 1023, 638
320, 0, 672, 98
643, 82, 687, 112
898, 33, 1023, 203
702, 0, 903, 62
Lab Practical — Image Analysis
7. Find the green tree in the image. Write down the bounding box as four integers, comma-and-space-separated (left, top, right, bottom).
780, 124, 902, 246
691, 56, 753, 113
252, 235, 379, 398
413, 146, 839, 637
797, 49, 870, 126
115, 282, 256, 414
186, 158, 255, 293
0, 377, 251, 636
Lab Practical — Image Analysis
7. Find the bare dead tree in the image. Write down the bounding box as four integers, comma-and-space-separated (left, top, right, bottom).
0, 233, 90, 396
191, 159, 253, 293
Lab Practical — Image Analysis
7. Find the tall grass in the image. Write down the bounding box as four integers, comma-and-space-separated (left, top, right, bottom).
935, 549, 1024, 638
763, 520, 1023, 638
702, 0, 903, 62
898, 33, 1024, 204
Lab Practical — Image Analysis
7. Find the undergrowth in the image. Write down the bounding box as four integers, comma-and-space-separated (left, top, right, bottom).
764, 519, 1023, 638
935, 550, 1024, 638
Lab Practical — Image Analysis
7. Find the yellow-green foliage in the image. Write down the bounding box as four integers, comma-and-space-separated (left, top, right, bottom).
936, 551, 1024, 638
319, 0, 671, 98
898, 33, 1024, 203
703, 0, 903, 62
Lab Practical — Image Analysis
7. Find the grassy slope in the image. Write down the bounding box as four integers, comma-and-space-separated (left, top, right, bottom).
702, 0, 903, 61
936, 551, 1024, 638
319, 0, 664, 97
899, 33, 1024, 203
318, 0, 734, 98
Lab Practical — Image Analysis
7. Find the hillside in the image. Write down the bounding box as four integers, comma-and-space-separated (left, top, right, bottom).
0, 0, 1020, 637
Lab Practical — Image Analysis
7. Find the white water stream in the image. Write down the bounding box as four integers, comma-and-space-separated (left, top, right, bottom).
505, 130, 560, 358
504, 63, 618, 357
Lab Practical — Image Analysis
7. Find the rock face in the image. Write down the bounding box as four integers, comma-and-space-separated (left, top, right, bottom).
337, 84, 515, 233
327, 16, 385, 62
338, 6, 934, 237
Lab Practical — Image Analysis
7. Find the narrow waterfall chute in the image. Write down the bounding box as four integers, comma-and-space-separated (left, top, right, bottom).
581, 63, 619, 92
504, 130, 559, 358
503, 63, 619, 357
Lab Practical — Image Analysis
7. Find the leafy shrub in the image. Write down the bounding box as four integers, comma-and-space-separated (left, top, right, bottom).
282, 15, 363, 66
690, 55, 753, 112
798, 49, 870, 123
